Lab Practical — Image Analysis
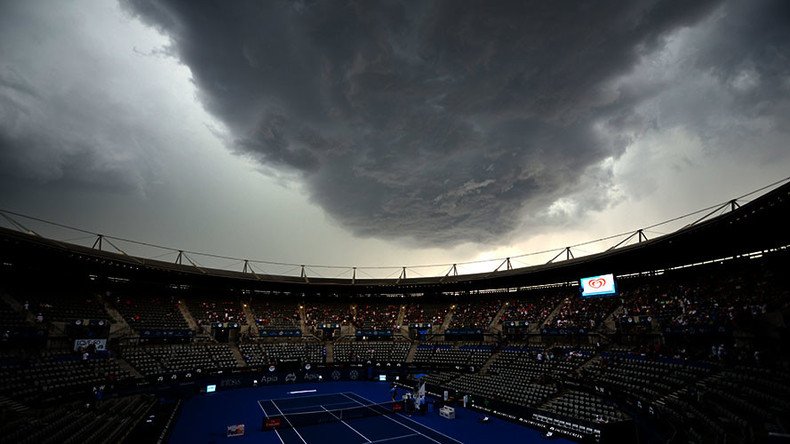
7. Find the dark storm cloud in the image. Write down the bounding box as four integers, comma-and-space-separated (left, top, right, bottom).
122, 0, 783, 244
0, 2, 159, 195
663, 0, 790, 154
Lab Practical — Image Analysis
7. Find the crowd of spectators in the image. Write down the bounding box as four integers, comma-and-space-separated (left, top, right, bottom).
304, 303, 351, 328
352, 303, 401, 330
185, 297, 246, 328
499, 290, 567, 326
450, 299, 502, 329
250, 301, 300, 329
24, 293, 110, 323
661, 267, 785, 331
403, 303, 450, 326
551, 296, 621, 331
613, 263, 787, 334
113, 295, 189, 331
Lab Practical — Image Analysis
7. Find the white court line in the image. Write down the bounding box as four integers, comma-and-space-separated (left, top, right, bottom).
265, 392, 338, 403
280, 400, 358, 412
320, 404, 372, 443
271, 399, 309, 444
258, 401, 285, 444
344, 393, 464, 444
340, 393, 442, 444
370, 433, 419, 443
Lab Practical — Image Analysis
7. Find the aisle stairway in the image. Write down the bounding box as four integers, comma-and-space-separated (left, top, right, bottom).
229, 343, 248, 368
325, 341, 334, 364
489, 303, 508, 333
480, 348, 502, 373
439, 306, 455, 333
406, 341, 419, 363
396, 305, 406, 329
1, 293, 36, 323
97, 294, 133, 337
242, 304, 259, 336
117, 357, 144, 379
539, 298, 567, 331
178, 302, 199, 332
299, 305, 308, 335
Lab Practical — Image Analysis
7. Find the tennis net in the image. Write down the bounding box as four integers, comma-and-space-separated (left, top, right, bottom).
263, 400, 404, 430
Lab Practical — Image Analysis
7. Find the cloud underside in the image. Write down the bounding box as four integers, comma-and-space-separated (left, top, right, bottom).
14, 0, 783, 245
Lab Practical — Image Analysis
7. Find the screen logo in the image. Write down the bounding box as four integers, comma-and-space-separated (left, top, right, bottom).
579, 273, 617, 297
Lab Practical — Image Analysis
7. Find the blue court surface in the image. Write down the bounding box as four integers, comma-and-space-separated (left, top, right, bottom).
260, 391, 459, 444
168, 381, 573, 443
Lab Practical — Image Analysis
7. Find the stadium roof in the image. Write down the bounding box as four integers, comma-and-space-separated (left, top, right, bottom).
1, 181, 788, 295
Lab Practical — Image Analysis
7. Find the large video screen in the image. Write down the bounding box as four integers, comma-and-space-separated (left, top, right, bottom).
579, 273, 617, 298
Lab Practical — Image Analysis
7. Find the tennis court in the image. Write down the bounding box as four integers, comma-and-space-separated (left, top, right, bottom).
259, 392, 464, 444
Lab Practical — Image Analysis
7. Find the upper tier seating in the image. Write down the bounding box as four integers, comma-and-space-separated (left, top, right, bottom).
403, 303, 450, 326
249, 301, 300, 329
113, 295, 189, 331
352, 303, 401, 330
304, 303, 350, 328
25, 293, 110, 323
449, 299, 502, 329
500, 290, 567, 326
550, 296, 621, 331
185, 297, 246, 327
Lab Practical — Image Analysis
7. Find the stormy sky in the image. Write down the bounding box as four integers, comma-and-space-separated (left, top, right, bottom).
0, 0, 788, 276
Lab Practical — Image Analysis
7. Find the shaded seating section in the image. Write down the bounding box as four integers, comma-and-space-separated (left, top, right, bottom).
25, 293, 110, 323
538, 390, 629, 423
333, 340, 410, 363
1, 299, 28, 328
655, 268, 785, 332
615, 262, 788, 335
120, 346, 164, 376
113, 295, 189, 331
304, 303, 350, 328
616, 285, 662, 334
413, 347, 790, 443
121, 343, 238, 377
0, 299, 41, 343
443, 372, 558, 407
352, 303, 401, 330
449, 299, 502, 329
410, 346, 594, 418
239, 339, 324, 367
403, 303, 450, 326
584, 353, 713, 401
652, 365, 790, 443
0, 353, 133, 405
249, 301, 300, 329
184, 297, 246, 327
418, 371, 460, 388
582, 353, 717, 440
0, 394, 154, 444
